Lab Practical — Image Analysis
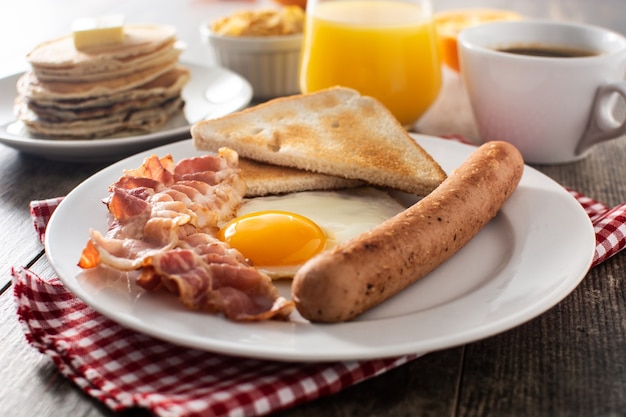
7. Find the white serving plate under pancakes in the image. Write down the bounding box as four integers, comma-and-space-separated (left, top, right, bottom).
45, 135, 595, 362
0, 62, 252, 162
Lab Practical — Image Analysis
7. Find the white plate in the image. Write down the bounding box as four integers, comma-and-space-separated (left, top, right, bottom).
0, 62, 252, 162
46, 135, 596, 362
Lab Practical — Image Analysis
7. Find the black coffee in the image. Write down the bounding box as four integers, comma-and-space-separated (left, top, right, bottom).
497, 45, 599, 58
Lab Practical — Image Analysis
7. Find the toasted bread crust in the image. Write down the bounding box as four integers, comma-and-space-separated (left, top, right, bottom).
239, 158, 364, 197
191, 87, 447, 196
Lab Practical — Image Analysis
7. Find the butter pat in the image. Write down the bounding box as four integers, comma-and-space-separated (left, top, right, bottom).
72, 15, 125, 50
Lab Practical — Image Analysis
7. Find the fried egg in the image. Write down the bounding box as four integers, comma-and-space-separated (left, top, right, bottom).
217, 187, 405, 278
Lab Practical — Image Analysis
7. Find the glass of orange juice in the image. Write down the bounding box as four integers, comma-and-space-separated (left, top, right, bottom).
299, 0, 442, 127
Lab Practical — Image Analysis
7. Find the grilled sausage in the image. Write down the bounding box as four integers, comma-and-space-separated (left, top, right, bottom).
291, 141, 524, 322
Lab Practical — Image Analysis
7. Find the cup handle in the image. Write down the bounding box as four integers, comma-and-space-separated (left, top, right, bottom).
576, 81, 626, 155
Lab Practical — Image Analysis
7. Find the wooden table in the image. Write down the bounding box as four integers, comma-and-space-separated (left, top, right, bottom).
1, 1, 625, 416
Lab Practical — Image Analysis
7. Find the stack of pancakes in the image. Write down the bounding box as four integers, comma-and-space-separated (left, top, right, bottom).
14, 24, 190, 139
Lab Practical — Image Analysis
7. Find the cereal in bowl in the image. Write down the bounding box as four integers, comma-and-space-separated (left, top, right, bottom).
211, 6, 304, 36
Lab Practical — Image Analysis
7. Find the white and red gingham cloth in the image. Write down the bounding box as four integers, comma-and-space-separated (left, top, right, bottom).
12, 196, 419, 417
10, 176, 626, 417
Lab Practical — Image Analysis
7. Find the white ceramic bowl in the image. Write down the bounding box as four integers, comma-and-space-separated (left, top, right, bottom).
200, 22, 302, 99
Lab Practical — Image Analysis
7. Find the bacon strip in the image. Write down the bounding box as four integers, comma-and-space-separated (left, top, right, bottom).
78, 148, 294, 321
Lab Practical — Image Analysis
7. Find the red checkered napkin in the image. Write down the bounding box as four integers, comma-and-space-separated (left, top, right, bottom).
568, 189, 626, 266
12, 180, 626, 417
12, 267, 415, 417
15, 197, 419, 417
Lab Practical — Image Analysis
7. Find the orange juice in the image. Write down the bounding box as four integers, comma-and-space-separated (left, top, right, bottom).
300, 0, 441, 126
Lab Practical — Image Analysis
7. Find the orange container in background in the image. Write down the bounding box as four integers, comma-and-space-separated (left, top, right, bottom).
434, 9, 522, 71
273, 0, 307, 8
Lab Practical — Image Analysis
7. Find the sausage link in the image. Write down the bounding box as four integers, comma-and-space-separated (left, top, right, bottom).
291, 141, 524, 322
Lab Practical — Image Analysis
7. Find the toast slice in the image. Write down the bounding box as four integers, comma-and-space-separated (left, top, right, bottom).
239, 158, 364, 197
191, 86, 447, 196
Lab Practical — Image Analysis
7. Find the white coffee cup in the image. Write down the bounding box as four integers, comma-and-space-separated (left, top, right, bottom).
458, 20, 626, 164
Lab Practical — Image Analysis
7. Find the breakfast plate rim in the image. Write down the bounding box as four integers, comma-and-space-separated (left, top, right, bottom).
45, 135, 596, 362
0, 61, 252, 162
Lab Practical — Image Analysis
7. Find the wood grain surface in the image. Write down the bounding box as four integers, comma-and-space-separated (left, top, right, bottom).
1, 0, 626, 416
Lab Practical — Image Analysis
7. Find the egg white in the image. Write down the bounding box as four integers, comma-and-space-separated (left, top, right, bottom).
232, 187, 406, 278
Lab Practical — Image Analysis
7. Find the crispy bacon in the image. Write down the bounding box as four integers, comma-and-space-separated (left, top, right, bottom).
106, 186, 151, 223
151, 246, 293, 321
78, 148, 294, 321
123, 154, 176, 185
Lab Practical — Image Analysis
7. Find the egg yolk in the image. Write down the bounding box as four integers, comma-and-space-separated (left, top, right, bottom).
217, 211, 326, 266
